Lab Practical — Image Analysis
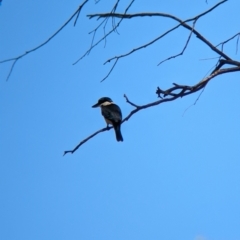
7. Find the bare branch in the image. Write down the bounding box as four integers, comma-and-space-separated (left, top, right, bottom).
123, 94, 140, 108
182, 87, 206, 117
210, 59, 240, 74
0, 0, 89, 81
6, 60, 17, 82
95, 1, 121, 50
88, 1, 230, 60
64, 64, 240, 155
237, 35, 240, 54
216, 32, 240, 54
101, 59, 118, 82
102, 24, 180, 65
63, 126, 113, 156
158, 19, 197, 66
73, 0, 135, 65
87, 0, 230, 80
85, 1, 120, 57
216, 32, 240, 47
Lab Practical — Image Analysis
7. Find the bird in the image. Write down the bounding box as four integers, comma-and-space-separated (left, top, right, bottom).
92, 97, 123, 142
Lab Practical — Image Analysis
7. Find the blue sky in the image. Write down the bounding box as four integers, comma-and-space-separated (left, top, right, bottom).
1, 1, 240, 240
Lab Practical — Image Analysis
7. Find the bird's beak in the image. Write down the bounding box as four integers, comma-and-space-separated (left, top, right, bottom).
92, 102, 99, 108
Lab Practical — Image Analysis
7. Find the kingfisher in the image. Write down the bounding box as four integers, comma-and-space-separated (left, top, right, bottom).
92, 97, 123, 142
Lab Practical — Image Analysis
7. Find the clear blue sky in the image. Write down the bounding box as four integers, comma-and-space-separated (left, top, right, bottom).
1, 1, 240, 240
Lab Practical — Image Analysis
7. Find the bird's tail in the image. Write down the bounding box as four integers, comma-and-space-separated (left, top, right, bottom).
114, 124, 123, 142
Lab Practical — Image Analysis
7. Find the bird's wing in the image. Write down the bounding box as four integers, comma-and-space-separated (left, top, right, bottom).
101, 104, 122, 123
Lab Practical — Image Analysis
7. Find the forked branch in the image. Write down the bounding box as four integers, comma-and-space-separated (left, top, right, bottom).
0, 0, 89, 81
63, 63, 240, 155
87, 0, 231, 81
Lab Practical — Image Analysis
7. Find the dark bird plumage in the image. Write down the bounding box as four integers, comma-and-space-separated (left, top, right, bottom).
92, 97, 123, 142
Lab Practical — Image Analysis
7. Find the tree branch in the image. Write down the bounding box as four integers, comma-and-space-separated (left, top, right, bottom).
63, 125, 113, 156
0, 0, 89, 81
87, 0, 231, 80
81, 0, 121, 58
63, 64, 240, 155
158, 19, 197, 66
216, 32, 240, 54
73, 0, 135, 65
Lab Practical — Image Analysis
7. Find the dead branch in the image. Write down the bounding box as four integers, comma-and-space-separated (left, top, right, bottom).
216, 32, 240, 54
63, 0, 240, 155
1, 0, 239, 154
158, 19, 197, 66
87, 0, 231, 81
63, 125, 113, 156
210, 59, 240, 74
73, 0, 135, 65
84, 0, 121, 58
0, 0, 89, 81
63, 64, 240, 155
99, 23, 181, 81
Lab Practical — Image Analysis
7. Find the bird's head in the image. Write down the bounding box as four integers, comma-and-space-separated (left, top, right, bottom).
92, 97, 113, 108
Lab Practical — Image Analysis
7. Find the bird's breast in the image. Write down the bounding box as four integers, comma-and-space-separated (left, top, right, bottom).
104, 117, 113, 125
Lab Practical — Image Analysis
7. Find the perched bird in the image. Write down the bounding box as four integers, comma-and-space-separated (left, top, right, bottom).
92, 97, 123, 142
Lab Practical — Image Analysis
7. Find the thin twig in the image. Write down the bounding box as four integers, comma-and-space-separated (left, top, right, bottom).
215, 32, 240, 48
236, 35, 239, 54
88, 0, 120, 52
158, 19, 197, 66
103, 24, 180, 64
73, 0, 135, 65
123, 94, 140, 108
98, 23, 181, 80
101, 59, 118, 82
63, 126, 113, 156
182, 86, 206, 117
0, 0, 89, 81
